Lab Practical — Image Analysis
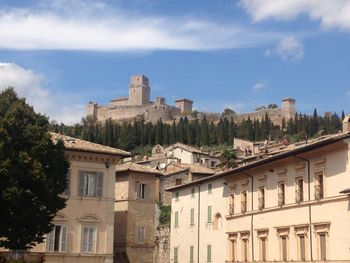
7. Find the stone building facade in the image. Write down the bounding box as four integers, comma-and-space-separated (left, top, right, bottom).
87, 75, 193, 123
114, 163, 162, 263
168, 129, 350, 263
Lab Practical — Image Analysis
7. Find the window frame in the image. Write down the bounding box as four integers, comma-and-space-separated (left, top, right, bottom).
46, 224, 67, 253
81, 224, 97, 254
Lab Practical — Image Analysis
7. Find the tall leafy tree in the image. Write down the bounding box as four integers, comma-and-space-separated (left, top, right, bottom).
0, 88, 69, 250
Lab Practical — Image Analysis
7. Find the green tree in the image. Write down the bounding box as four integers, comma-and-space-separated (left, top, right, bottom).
222, 108, 236, 116
0, 88, 69, 250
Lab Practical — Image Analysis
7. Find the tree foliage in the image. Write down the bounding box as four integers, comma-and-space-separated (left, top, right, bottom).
0, 88, 69, 250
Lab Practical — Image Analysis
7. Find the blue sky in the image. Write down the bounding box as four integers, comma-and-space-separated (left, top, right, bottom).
0, 0, 350, 124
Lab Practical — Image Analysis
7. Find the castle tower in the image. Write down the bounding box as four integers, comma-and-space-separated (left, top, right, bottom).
175, 98, 193, 114
281, 98, 296, 120
128, 75, 150, 106
86, 101, 97, 118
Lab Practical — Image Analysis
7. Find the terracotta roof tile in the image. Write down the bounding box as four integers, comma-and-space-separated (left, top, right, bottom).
116, 162, 163, 175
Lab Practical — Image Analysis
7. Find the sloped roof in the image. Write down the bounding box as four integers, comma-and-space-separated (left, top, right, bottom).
50, 132, 131, 157
167, 132, 350, 191
116, 162, 163, 175
161, 162, 215, 176
164, 142, 208, 155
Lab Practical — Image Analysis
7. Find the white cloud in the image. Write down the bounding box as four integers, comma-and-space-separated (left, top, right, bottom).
265, 36, 304, 61
0, 2, 281, 51
0, 63, 84, 124
252, 81, 267, 91
240, 0, 350, 31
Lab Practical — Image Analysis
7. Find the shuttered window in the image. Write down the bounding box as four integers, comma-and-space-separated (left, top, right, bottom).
174, 247, 178, 263
137, 226, 145, 244
190, 245, 194, 262
320, 233, 327, 260
81, 226, 96, 253
281, 236, 287, 261
207, 206, 212, 223
46, 224, 67, 252
63, 170, 71, 195
243, 239, 248, 262
190, 208, 195, 225
174, 211, 179, 227
299, 235, 306, 261
207, 244, 212, 262
78, 171, 103, 197
261, 237, 267, 261
231, 239, 236, 261
208, 184, 212, 194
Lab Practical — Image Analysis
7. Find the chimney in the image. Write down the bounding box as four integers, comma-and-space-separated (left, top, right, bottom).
342, 115, 350, 133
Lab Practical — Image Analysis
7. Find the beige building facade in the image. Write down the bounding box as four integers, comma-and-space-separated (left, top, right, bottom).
169, 132, 350, 263
29, 133, 130, 263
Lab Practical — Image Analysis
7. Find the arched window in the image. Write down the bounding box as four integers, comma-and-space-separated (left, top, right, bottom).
213, 213, 222, 230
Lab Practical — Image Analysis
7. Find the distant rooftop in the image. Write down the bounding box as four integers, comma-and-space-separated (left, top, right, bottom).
116, 162, 163, 175
50, 132, 131, 157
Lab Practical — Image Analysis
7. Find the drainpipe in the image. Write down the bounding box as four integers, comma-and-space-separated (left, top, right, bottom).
197, 184, 201, 263
241, 171, 254, 262
291, 154, 313, 261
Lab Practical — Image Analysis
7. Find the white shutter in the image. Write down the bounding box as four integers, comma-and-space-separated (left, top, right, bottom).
47, 227, 55, 252
81, 227, 88, 252
60, 225, 67, 252
97, 172, 103, 197
78, 171, 85, 196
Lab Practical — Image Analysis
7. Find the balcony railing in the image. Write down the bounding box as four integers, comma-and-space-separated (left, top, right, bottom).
295, 189, 303, 203
241, 201, 247, 213
229, 204, 234, 215
315, 185, 324, 200
278, 193, 285, 206
258, 197, 265, 210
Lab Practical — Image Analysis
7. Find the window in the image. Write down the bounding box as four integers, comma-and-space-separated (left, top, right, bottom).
207, 206, 212, 223
197, 157, 200, 163
230, 239, 237, 262
207, 244, 212, 262
63, 170, 71, 195
213, 213, 222, 230
241, 191, 247, 213
174, 211, 179, 227
278, 183, 285, 206
229, 194, 234, 215
47, 224, 67, 252
280, 236, 288, 261
81, 225, 96, 253
298, 235, 306, 261
260, 237, 267, 261
208, 183, 212, 194
190, 208, 195, 226
258, 187, 265, 210
319, 233, 327, 260
174, 247, 178, 263
78, 171, 103, 197
191, 187, 195, 198
190, 245, 194, 262
137, 183, 148, 199
296, 178, 303, 203
175, 191, 179, 201
242, 239, 249, 262
315, 171, 324, 200
175, 179, 182, 186
137, 226, 145, 244
211, 161, 215, 168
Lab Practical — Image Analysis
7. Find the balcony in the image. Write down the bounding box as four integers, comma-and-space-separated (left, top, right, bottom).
295, 189, 303, 203
315, 185, 324, 200
241, 201, 247, 213
229, 204, 234, 215
278, 193, 285, 207
258, 197, 265, 210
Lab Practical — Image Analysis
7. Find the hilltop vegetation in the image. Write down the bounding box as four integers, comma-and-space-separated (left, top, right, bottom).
49, 109, 343, 154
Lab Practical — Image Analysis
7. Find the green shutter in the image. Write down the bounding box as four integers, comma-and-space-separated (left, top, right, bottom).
208, 183, 212, 193
207, 206, 212, 223
190, 208, 194, 225
207, 244, 212, 262
190, 245, 194, 262
96, 172, 103, 197
174, 247, 178, 263
175, 211, 179, 227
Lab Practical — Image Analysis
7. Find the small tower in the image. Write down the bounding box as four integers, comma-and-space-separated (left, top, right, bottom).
175, 98, 193, 114
128, 75, 150, 106
281, 98, 296, 120
86, 102, 97, 118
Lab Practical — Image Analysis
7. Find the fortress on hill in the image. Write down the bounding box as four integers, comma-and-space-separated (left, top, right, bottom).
86, 74, 296, 126
87, 75, 193, 123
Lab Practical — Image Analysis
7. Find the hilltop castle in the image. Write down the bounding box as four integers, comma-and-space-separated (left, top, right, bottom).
87, 75, 193, 123
87, 74, 296, 126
